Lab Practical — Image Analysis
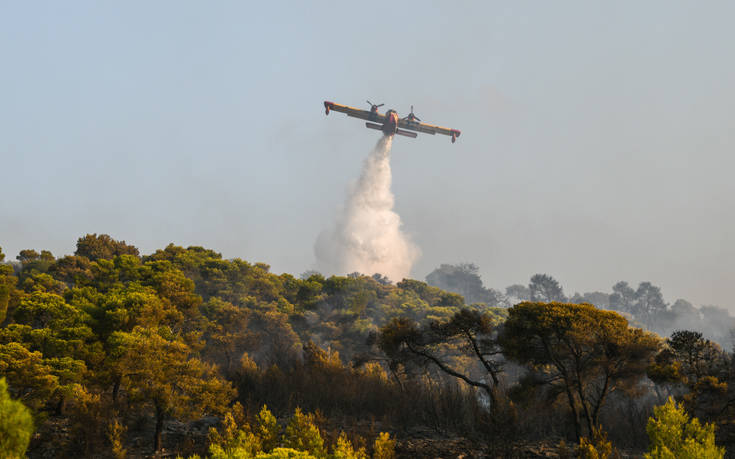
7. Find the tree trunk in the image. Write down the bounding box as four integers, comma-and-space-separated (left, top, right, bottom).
591, 374, 611, 426
112, 377, 121, 404
154, 405, 165, 454
389, 366, 405, 392
563, 381, 581, 441
55, 396, 64, 415
485, 386, 499, 413
225, 350, 232, 376
575, 379, 594, 437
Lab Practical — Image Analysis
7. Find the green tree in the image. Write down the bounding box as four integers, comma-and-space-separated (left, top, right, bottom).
110, 327, 235, 453
256, 449, 315, 458
425, 263, 505, 306
667, 330, 729, 384
19, 272, 66, 295
0, 246, 19, 324
48, 255, 94, 287
644, 397, 724, 459
208, 410, 262, 459
500, 302, 660, 439
528, 274, 566, 303
282, 408, 327, 458
396, 279, 464, 308
378, 309, 504, 407
75, 234, 140, 261
0, 377, 34, 459
16, 249, 55, 275
13, 291, 92, 333
609, 281, 636, 314
633, 282, 667, 329
93, 284, 176, 339
201, 297, 253, 375
579, 425, 619, 459
0, 342, 59, 412
139, 260, 202, 319
257, 405, 280, 452
371, 432, 395, 459
609, 281, 669, 329
0, 321, 91, 416
649, 331, 730, 421
7, 291, 99, 366
332, 432, 367, 459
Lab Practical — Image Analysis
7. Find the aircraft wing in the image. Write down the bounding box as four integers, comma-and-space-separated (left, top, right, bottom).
324, 101, 385, 122
398, 118, 461, 142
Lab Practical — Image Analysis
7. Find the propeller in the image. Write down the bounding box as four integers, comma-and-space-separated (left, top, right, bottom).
367, 100, 384, 110
402, 105, 421, 122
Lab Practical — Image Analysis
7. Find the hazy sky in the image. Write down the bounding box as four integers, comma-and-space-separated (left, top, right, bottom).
2, 2, 733, 309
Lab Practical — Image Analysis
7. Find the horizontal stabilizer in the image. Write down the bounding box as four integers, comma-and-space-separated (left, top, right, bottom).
395, 129, 418, 138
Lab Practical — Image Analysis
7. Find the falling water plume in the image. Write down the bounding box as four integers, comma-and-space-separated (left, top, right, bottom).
315, 136, 419, 281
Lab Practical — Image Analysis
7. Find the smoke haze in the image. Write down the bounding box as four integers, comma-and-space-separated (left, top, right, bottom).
315, 136, 419, 281
3, 3, 735, 310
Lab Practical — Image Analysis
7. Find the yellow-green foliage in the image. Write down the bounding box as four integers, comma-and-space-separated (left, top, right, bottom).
208, 411, 261, 459
283, 408, 327, 458
333, 432, 367, 459
0, 247, 17, 324
255, 448, 315, 459
371, 432, 395, 459
644, 397, 724, 459
207, 406, 394, 459
257, 405, 280, 452
0, 377, 34, 459
107, 418, 127, 459
579, 425, 619, 459
0, 342, 59, 412
210, 440, 261, 459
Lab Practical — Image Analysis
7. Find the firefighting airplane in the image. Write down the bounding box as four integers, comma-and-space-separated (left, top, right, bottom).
323, 100, 461, 143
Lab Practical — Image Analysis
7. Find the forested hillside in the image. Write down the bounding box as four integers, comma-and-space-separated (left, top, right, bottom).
1, 235, 733, 458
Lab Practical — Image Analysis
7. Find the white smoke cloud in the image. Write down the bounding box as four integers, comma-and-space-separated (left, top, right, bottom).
315, 136, 420, 281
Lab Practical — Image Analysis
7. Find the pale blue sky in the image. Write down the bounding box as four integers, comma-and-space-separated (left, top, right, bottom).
2, 2, 734, 308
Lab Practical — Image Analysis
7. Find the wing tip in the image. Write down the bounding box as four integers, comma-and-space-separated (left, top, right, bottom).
451, 129, 461, 143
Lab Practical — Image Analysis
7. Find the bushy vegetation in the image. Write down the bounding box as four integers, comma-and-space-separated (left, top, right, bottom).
0, 377, 34, 458
645, 397, 724, 459
202, 404, 395, 459
0, 236, 733, 457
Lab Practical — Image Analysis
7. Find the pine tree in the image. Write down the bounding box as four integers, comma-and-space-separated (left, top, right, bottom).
0, 377, 34, 458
